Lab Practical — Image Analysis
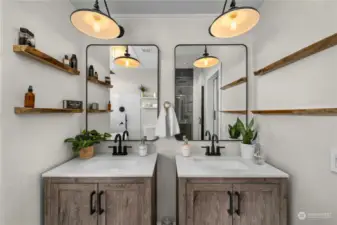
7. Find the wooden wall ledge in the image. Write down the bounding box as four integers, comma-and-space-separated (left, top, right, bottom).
221, 110, 247, 114
15, 107, 83, 114
220, 77, 247, 90
251, 108, 337, 115
88, 109, 113, 113
254, 33, 337, 76
13, 45, 80, 75
87, 78, 113, 88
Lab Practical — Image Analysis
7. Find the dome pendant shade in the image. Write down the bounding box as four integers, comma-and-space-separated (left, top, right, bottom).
193, 46, 219, 68
70, 1, 124, 39
114, 48, 140, 68
209, 5, 260, 38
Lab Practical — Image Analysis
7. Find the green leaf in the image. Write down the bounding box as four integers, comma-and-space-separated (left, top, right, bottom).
248, 118, 255, 129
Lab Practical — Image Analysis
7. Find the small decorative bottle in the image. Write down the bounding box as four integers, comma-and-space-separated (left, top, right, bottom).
88, 65, 94, 77
182, 135, 191, 157
94, 71, 98, 79
107, 101, 111, 111
24, 85, 35, 108
63, 55, 69, 66
70, 54, 78, 70
139, 136, 148, 157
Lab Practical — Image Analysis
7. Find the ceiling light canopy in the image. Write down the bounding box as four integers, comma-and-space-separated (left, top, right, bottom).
70, 0, 124, 40
193, 46, 219, 68
209, 0, 260, 38
114, 46, 140, 68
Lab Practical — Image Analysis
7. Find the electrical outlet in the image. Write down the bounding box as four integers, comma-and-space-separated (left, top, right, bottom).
330, 149, 337, 173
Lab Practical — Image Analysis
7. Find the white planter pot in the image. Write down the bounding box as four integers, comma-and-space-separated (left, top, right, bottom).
240, 143, 255, 159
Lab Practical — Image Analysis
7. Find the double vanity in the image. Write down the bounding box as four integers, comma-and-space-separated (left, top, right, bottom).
42, 152, 288, 225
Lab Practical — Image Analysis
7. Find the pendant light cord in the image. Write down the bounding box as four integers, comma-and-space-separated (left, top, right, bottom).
103, 0, 111, 17
222, 0, 228, 13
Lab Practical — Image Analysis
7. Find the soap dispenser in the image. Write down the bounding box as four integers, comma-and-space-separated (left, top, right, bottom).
139, 136, 148, 157
182, 135, 191, 157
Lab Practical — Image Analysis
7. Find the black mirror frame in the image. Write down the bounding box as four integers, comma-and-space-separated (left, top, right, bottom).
85, 44, 160, 142
174, 44, 249, 142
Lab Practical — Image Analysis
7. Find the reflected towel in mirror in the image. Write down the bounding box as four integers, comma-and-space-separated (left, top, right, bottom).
155, 104, 180, 138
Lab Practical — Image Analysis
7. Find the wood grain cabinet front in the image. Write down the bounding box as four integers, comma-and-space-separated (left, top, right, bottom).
178, 178, 287, 225
44, 177, 156, 225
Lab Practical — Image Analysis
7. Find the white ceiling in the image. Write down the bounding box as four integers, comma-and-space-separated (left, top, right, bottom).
175, 45, 246, 69
69, 0, 264, 15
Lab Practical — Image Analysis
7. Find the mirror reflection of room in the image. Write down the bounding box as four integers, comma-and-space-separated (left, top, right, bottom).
175, 45, 247, 141
87, 45, 159, 141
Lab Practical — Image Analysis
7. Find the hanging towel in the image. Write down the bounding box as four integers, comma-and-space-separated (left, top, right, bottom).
155, 105, 180, 138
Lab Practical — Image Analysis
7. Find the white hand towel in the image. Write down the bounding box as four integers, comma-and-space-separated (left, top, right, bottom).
155, 105, 180, 138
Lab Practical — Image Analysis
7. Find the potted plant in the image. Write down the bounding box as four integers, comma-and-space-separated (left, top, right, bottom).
64, 130, 111, 159
139, 84, 148, 97
228, 120, 241, 139
236, 118, 258, 159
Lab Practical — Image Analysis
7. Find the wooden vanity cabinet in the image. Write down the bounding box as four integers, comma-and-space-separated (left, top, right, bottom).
44, 177, 156, 225
178, 178, 287, 225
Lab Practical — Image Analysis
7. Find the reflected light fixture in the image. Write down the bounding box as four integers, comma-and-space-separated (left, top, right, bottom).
114, 46, 140, 68
193, 45, 219, 68
209, 0, 260, 38
70, 0, 124, 39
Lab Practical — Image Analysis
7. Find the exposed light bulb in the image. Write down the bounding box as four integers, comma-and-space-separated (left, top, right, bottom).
93, 22, 101, 33
204, 59, 208, 66
125, 60, 130, 67
230, 20, 237, 30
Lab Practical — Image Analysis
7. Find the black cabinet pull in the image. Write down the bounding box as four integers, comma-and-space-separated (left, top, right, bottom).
98, 191, 105, 214
235, 192, 241, 216
90, 191, 96, 215
227, 191, 233, 216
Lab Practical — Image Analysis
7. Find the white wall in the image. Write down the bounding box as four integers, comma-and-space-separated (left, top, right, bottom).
254, 1, 337, 225
1, 1, 85, 225
88, 15, 253, 221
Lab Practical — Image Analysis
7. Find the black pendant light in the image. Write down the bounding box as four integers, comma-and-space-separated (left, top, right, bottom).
193, 45, 219, 68
209, 0, 260, 38
114, 46, 140, 68
70, 0, 124, 40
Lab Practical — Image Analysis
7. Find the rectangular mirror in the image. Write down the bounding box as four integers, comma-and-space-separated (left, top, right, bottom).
86, 45, 159, 141
175, 44, 247, 141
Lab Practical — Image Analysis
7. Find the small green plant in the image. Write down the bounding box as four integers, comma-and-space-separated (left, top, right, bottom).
64, 130, 111, 154
236, 118, 258, 145
228, 120, 241, 139
139, 85, 148, 93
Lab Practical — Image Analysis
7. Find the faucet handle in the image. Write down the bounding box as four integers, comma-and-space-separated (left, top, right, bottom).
123, 146, 132, 155
216, 146, 225, 156
109, 146, 118, 155
201, 146, 211, 156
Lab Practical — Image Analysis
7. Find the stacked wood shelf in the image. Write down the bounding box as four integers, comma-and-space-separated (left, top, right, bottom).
15, 107, 83, 114
87, 77, 113, 88
221, 110, 247, 114
88, 109, 113, 113
13, 45, 80, 75
220, 77, 247, 90
254, 33, 337, 76
251, 108, 337, 115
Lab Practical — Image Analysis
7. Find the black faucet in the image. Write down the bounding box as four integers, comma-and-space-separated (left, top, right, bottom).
108, 133, 132, 156
202, 134, 225, 156
122, 130, 129, 141
204, 130, 212, 141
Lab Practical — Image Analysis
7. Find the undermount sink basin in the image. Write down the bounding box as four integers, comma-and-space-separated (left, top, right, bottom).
82, 158, 138, 171
194, 158, 249, 170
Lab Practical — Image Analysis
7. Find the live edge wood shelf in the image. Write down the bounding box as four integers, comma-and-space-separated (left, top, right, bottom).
220, 77, 247, 90
251, 108, 337, 115
14, 107, 83, 114
88, 109, 113, 113
254, 33, 337, 76
87, 78, 113, 88
13, 45, 80, 75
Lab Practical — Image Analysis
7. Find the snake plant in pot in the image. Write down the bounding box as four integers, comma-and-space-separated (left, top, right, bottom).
64, 130, 111, 159
236, 118, 258, 159
228, 119, 241, 139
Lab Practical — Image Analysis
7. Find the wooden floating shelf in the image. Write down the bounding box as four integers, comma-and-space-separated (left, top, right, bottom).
221, 77, 247, 90
13, 45, 80, 75
251, 108, 337, 115
221, 110, 247, 114
87, 78, 113, 88
254, 33, 337, 76
88, 109, 113, 113
15, 107, 83, 114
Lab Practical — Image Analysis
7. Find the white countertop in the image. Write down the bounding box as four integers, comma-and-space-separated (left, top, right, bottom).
42, 153, 158, 178
176, 154, 289, 178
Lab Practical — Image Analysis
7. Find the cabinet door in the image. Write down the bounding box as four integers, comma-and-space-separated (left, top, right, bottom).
233, 184, 280, 225
98, 183, 145, 225
186, 183, 233, 225
49, 183, 97, 225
